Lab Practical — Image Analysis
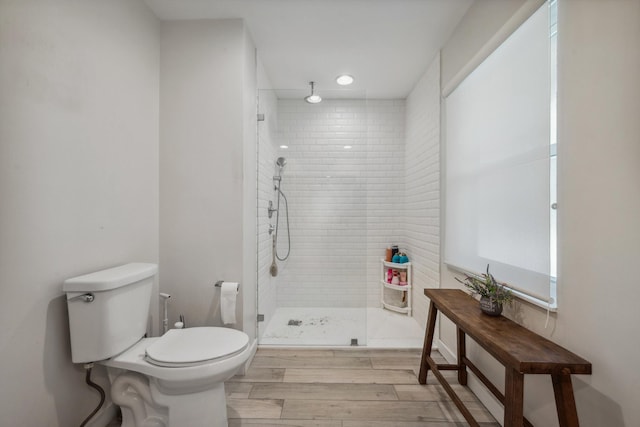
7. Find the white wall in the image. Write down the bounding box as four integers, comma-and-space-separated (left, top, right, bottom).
551, 1, 640, 424
441, 0, 528, 90
439, 0, 640, 425
0, 0, 160, 425
241, 26, 258, 342
159, 19, 256, 337
403, 53, 441, 329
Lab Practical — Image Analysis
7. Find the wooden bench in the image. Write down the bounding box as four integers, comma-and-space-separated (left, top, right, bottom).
418, 289, 591, 427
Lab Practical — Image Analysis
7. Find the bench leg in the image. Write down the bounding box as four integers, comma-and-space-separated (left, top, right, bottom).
457, 327, 467, 385
418, 301, 438, 384
552, 371, 580, 427
504, 368, 524, 427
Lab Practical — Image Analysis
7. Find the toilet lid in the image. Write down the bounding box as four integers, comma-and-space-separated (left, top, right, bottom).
145, 327, 249, 367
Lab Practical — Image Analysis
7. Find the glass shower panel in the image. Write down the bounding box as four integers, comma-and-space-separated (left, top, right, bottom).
257, 88, 368, 346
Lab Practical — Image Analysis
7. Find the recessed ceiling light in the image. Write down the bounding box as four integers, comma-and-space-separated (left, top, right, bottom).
344, 145, 353, 149
336, 75, 354, 86
280, 145, 289, 149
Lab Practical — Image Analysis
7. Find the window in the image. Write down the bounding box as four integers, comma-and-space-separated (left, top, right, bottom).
444, 1, 557, 308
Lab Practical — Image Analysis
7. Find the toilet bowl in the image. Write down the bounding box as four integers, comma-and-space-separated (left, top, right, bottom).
103, 327, 251, 427
63, 263, 251, 427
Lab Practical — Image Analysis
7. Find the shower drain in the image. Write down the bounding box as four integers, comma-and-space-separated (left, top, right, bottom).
288, 319, 302, 326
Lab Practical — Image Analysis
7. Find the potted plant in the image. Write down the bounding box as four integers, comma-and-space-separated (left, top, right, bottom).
455, 265, 512, 316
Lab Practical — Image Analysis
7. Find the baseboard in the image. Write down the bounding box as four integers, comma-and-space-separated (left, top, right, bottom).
467, 371, 504, 426
436, 338, 456, 362
437, 339, 505, 426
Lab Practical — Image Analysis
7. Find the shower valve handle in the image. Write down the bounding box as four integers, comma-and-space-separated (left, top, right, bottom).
268, 201, 278, 218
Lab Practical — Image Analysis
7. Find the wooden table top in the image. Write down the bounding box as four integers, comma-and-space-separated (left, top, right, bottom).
425, 289, 592, 375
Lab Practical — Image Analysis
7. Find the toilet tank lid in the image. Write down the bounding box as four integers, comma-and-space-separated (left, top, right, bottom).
63, 263, 158, 293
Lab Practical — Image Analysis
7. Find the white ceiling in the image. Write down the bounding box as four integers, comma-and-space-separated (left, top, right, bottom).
144, 0, 473, 99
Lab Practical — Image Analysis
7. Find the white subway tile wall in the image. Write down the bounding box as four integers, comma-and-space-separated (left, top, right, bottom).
275, 100, 365, 308
404, 54, 441, 328
364, 100, 407, 307
274, 99, 405, 308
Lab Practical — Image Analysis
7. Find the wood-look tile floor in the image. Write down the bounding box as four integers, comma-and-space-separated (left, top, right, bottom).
225, 348, 499, 427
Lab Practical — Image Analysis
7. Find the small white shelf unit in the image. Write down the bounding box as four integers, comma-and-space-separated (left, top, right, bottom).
380, 259, 412, 316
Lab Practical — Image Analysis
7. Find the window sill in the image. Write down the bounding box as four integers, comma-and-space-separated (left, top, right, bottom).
444, 262, 557, 312
509, 286, 557, 312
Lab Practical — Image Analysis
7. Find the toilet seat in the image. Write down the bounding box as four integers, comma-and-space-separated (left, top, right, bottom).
145, 327, 249, 367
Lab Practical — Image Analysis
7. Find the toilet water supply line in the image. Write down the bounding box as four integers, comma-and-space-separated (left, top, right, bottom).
79, 363, 106, 427
79, 295, 175, 426
159, 293, 171, 334
160, 293, 186, 332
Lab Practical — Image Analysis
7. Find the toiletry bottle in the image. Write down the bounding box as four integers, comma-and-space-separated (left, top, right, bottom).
391, 245, 399, 259
400, 270, 407, 285
391, 270, 400, 285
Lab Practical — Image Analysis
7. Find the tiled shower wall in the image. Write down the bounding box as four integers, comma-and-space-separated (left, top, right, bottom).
274, 99, 406, 308
404, 54, 441, 328
363, 100, 407, 307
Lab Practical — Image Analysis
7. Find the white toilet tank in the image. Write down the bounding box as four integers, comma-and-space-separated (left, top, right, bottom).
63, 263, 158, 363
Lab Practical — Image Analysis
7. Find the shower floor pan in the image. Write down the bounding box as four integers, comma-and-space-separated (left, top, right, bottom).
259, 307, 424, 348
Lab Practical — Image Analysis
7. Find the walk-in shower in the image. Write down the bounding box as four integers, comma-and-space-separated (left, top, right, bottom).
256, 89, 424, 348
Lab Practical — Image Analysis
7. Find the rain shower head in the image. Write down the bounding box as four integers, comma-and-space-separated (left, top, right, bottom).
304, 82, 322, 104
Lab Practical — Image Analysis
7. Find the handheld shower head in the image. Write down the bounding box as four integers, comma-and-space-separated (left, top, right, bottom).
274, 157, 287, 186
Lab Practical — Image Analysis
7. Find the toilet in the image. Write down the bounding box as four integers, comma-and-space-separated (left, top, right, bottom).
63, 263, 251, 427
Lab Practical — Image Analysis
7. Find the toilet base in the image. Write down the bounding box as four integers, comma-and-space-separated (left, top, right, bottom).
151, 379, 228, 427
110, 371, 229, 427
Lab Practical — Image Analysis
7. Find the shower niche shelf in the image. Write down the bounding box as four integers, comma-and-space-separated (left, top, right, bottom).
380, 260, 412, 316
